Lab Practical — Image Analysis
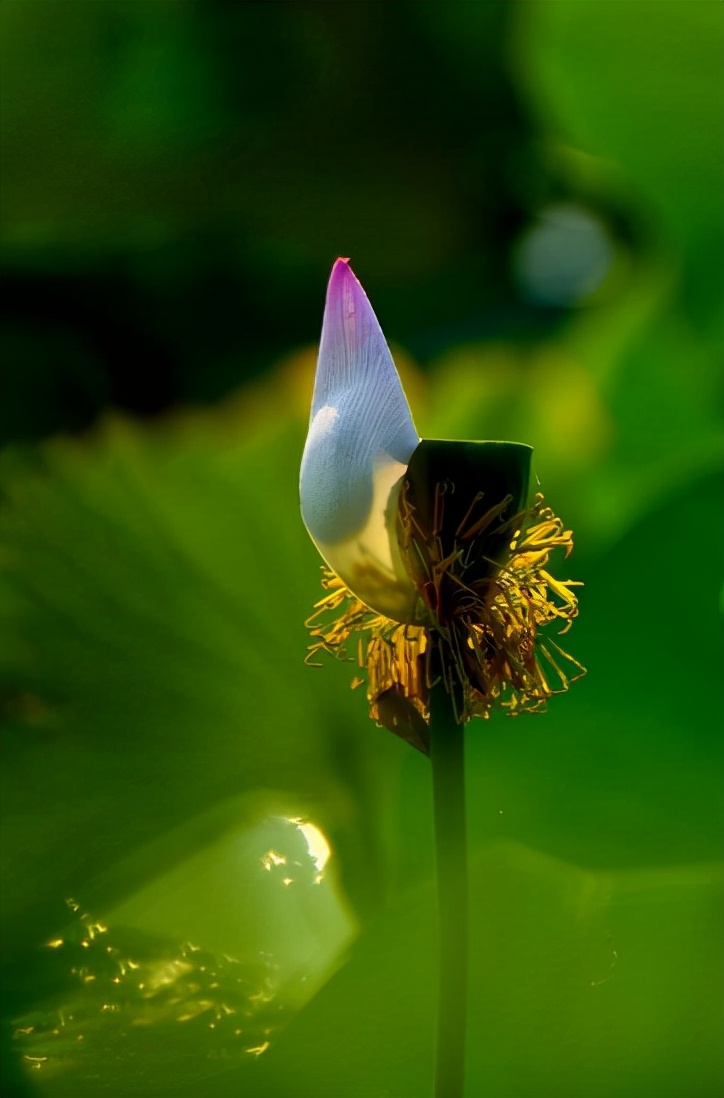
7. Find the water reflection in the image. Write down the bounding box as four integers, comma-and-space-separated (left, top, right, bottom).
14, 899, 285, 1090
289, 818, 331, 877
261, 819, 332, 886
12, 811, 355, 1095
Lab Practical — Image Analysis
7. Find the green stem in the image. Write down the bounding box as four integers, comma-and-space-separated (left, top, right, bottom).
429, 685, 468, 1098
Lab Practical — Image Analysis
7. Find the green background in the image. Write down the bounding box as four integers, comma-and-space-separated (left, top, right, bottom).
1, 3, 722, 1096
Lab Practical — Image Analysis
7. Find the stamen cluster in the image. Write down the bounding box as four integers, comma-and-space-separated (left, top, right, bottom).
306, 485, 585, 752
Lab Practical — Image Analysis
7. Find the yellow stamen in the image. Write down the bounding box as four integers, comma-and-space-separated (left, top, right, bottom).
305, 492, 585, 747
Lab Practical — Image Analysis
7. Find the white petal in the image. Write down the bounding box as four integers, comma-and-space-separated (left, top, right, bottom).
300, 259, 420, 621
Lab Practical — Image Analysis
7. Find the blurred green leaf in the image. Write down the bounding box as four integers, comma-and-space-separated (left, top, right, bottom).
426, 286, 723, 550
0, 395, 404, 961
12, 808, 355, 1098
1, 357, 720, 1089
514, 0, 724, 328
135, 844, 722, 1098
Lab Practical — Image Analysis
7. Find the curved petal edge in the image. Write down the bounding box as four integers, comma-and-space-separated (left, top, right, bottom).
300, 259, 420, 620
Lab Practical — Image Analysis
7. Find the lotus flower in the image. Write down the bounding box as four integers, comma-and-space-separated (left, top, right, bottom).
301, 259, 583, 752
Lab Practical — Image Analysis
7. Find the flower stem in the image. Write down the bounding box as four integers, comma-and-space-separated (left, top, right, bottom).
429, 684, 468, 1098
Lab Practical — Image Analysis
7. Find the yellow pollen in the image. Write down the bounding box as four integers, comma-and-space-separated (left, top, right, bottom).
305, 491, 585, 744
